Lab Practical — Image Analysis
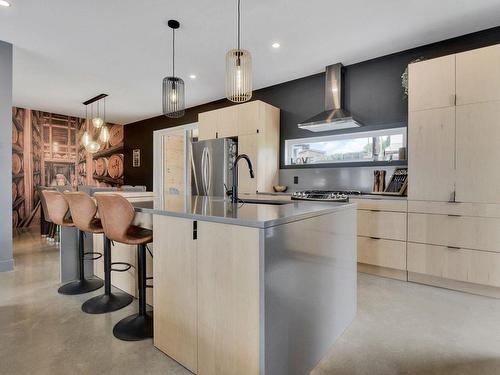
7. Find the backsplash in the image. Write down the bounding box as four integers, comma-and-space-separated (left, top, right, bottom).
279, 165, 406, 193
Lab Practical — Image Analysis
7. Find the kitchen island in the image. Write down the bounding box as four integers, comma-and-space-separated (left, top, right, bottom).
135, 195, 357, 375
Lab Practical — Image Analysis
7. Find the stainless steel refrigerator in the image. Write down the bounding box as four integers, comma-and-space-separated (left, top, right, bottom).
191, 138, 237, 197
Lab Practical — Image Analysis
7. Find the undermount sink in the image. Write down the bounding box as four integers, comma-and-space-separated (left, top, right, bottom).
239, 199, 292, 206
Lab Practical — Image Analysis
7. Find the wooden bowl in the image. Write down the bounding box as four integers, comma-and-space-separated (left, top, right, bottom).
273, 185, 288, 193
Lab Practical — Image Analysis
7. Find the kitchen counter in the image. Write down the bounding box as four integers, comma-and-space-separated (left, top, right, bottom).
132, 194, 355, 228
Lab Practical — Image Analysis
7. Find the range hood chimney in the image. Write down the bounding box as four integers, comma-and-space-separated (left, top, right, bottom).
298, 63, 362, 132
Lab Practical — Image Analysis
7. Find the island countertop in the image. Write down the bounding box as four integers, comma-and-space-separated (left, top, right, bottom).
131, 194, 355, 228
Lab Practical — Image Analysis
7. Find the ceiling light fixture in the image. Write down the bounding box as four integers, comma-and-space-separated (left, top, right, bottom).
0, 1, 11, 7
272, 42, 280, 49
81, 94, 111, 154
189, 74, 196, 79
162, 19, 185, 118
225, 0, 252, 103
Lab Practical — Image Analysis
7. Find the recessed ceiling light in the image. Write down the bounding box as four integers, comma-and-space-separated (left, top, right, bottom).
0, 1, 11, 7
189, 74, 196, 79
272, 42, 280, 49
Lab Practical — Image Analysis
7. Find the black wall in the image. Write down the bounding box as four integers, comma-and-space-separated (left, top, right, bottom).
124, 26, 500, 190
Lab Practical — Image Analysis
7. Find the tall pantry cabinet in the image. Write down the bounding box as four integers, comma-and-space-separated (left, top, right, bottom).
407, 44, 500, 297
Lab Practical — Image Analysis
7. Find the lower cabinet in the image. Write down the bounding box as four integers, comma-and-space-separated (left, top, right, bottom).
153, 215, 260, 375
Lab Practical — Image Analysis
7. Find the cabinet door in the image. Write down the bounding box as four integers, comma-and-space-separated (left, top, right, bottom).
198, 110, 218, 141
408, 107, 456, 201
237, 100, 261, 135
237, 134, 258, 194
153, 215, 197, 373
197, 221, 260, 375
408, 55, 456, 111
456, 44, 500, 105
456, 102, 500, 203
217, 105, 238, 138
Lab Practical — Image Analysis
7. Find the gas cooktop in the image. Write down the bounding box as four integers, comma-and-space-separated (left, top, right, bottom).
291, 190, 361, 202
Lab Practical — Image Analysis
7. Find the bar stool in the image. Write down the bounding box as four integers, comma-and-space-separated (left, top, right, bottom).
96, 194, 153, 341
64, 192, 133, 313
41, 190, 103, 295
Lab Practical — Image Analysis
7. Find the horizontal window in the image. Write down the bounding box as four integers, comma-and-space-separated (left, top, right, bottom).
285, 128, 407, 166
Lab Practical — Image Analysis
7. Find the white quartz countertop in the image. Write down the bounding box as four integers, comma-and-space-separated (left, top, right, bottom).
131, 194, 355, 228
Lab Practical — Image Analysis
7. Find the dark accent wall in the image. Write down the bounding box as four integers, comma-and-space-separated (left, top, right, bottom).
124, 26, 500, 190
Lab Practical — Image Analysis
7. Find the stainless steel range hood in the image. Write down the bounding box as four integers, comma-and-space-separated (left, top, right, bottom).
298, 63, 362, 132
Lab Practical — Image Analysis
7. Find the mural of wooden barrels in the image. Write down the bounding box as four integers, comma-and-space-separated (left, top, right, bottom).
94, 157, 108, 176
17, 131, 24, 148
12, 126, 18, 145
107, 154, 124, 178
12, 182, 17, 202
12, 210, 18, 228
109, 124, 124, 147
12, 153, 22, 175
17, 179, 24, 198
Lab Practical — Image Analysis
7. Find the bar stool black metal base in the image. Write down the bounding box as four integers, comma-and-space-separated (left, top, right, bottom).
113, 311, 153, 341
57, 277, 103, 295
81, 292, 133, 314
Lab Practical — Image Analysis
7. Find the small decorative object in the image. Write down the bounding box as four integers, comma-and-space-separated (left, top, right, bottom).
401, 57, 424, 98
163, 20, 185, 118
225, 0, 252, 103
133, 149, 141, 167
273, 185, 288, 193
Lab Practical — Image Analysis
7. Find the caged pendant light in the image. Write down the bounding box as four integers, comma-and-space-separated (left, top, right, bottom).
225, 0, 252, 103
163, 20, 185, 118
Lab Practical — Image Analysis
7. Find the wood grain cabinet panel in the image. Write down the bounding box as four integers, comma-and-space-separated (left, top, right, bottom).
197, 221, 260, 375
407, 242, 500, 288
358, 237, 406, 270
408, 213, 500, 252
456, 44, 500, 105
408, 55, 456, 111
237, 101, 261, 135
351, 198, 407, 212
357, 210, 407, 241
456, 102, 500, 204
153, 215, 197, 373
217, 105, 238, 138
198, 110, 218, 141
408, 107, 456, 202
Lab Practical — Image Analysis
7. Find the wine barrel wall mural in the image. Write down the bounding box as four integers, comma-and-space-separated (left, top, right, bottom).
11, 107, 124, 230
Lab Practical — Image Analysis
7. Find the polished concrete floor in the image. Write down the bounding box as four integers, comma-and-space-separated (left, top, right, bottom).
2, 229, 500, 375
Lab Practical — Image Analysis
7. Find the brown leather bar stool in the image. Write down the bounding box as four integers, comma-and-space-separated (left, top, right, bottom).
96, 194, 153, 341
41, 190, 103, 295
64, 192, 133, 313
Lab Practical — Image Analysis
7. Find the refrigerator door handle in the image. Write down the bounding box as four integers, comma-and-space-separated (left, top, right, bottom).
206, 147, 212, 195
201, 147, 208, 195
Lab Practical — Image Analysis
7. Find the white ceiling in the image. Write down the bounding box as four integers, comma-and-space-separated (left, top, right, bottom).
1, 0, 499, 124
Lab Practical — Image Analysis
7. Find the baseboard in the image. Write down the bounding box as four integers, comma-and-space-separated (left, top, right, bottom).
357, 263, 407, 281
0, 258, 14, 272
408, 272, 500, 299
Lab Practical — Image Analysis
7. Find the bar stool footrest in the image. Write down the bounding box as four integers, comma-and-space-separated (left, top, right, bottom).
111, 262, 132, 272
84, 251, 103, 261
146, 276, 153, 288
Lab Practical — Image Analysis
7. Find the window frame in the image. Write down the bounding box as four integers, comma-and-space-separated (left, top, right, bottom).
284, 127, 407, 167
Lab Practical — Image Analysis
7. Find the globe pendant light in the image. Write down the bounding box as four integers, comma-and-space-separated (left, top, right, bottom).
81, 94, 111, 154
92, 99, 104, 128
163, 20, 185, 118
226, 0, 252, 103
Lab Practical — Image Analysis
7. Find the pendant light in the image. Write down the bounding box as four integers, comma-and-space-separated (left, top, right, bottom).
92, 100, 104, 128
163, 20, 185, 118
81, 94, 110, 154
225, 0, 252, 103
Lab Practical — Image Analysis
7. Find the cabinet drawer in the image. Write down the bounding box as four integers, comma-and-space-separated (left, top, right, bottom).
407, 242, 500, 288
408, 213, 500, 252
408, 200, 500, 218
358, 237, 406, 270
351, 198, 407, 212
357, 210, 407, 241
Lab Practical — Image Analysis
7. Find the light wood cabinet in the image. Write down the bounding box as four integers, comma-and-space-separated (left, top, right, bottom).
455, 102, 500, 204
408, 107, 456, 202
408, 55, 455, 111
357, 210, 407, 241
197, 221, 260, 375
217, 105, 238, 138
152, 216, 261, 375
153, 215, 197, 373
407, 242, 500, 288
358, 237, 406, 270
456, 44, 500, 105
237, 100, 261, 135
198, 110, 218, 141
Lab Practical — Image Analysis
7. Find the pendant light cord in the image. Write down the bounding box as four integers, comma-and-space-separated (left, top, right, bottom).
172, 27, 175, 77
237, 0, 241, 51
